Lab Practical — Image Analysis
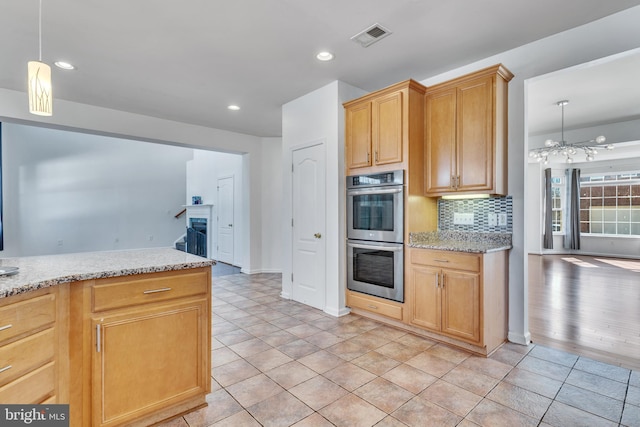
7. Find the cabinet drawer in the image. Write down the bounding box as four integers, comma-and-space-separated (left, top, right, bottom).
92, 270, 209, 312
0, 293, 56, 343
411, 249, 480, 272
0, 362, 56, 404
0, 328, 55, 386
348, 292, 403, 320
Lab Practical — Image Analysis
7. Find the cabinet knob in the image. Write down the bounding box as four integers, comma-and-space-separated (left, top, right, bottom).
314, 233, 322, 239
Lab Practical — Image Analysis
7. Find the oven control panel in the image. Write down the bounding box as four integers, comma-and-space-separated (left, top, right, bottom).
347, 170, 404, 188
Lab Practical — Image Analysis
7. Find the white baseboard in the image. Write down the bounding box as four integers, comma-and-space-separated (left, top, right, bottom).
280, 291, 291, 299
508, 330, 532, 346
240, 268, 283, 274
324, 306, 351, 318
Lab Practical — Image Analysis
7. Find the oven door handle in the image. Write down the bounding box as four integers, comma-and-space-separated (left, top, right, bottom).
348, 242, 404, 252
347, 187, 403, 196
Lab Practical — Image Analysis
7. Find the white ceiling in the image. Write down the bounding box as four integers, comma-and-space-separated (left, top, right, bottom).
2, 0, 640, 137
528, 49, 640, 136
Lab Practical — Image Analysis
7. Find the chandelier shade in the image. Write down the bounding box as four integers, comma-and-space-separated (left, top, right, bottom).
529, 100, 612, 164
28, 60, 52, 116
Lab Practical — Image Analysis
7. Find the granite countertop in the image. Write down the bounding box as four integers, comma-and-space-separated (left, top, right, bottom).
0, 248, 214, 299
409, 231, 512, 253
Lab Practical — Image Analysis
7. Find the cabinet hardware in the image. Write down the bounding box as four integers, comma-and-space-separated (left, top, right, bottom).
434, 259, 449, 263
442, 274, 445, 288
451, 175, 455, 189
456, 176, 460, 188
314, 233, 322, 239
367, 305, 378, 310
0, 365, 12, 374
435, 273, 439, 288
96, 324, 101, 353
0, 324, 12, 332
143, 287, 172, 294
367, 152, 370, 162
375, 151, 378, 162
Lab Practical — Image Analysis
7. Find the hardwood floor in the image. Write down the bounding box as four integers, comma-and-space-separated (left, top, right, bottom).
528, 254, 640, 371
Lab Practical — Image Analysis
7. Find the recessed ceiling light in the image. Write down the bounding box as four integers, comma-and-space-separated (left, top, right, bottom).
316, 51, 334, 61
227, 105, 240, 111
54, 61, 75, 70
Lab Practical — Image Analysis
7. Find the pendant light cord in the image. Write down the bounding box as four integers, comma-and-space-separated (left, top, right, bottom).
38, 0, 42, 61
560, 102, 565, 145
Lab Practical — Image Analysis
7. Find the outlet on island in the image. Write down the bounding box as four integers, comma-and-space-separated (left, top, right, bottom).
453, 212, 474, 225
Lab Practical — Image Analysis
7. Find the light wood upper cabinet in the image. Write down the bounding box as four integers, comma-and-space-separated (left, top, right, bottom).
425, 64, 513, 196
345, 102, 372, 168
345, 80, 426, 175
372, 91, 403, 166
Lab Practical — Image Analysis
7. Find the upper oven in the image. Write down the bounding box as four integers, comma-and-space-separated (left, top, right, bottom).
346, 170, 404, 243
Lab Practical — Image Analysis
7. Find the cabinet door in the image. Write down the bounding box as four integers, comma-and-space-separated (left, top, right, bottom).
409, 265, 440, 331
425, 89, 457, 194
372, 91, 403, 166
441, 270, 481, 343
456, 76, 493, 192
345, 102, 372, 170
92, 299, 208, 427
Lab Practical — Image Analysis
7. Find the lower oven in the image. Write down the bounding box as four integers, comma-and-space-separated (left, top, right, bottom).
347, 239, 404, 303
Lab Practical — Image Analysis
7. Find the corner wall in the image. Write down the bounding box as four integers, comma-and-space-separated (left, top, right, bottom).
281, 81, 366, 316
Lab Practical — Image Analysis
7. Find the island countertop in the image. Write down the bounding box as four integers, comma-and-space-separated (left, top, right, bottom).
0, 247, 214, 298
409, 231, 512, 253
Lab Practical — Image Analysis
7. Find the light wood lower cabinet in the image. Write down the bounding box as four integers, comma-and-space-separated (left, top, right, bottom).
407, 248, 507, 355
0, 287, 67, 404
346, 291, 403, 321
70, 267, 211, 427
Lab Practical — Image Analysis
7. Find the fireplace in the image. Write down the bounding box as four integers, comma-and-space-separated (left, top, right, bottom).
185, 204, 213, 258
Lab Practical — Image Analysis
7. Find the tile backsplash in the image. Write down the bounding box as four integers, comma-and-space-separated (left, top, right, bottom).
438, 196, 513, 233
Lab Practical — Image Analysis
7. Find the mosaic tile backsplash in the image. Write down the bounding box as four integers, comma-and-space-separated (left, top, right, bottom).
438, 196, 513, 233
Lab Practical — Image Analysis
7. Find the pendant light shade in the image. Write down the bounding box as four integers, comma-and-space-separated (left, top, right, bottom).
28, 60, 52, 116
28, 0, 52, 116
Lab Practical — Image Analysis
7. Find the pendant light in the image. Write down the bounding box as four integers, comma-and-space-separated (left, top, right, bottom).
28, 0, 52, 116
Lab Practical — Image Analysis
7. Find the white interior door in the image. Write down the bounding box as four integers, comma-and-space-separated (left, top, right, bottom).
292, 143, 326, 310
217, 176, 234, 265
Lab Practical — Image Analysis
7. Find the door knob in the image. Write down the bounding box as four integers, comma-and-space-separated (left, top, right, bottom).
314, 233, 322, 239
228, 224, 233, 227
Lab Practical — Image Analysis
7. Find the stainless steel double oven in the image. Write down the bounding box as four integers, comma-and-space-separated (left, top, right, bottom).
346, 170, 404, 302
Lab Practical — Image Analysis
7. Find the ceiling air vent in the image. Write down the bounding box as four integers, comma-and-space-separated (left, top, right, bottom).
351, 23, 392, 47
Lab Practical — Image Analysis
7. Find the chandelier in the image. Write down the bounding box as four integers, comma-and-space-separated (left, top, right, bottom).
529, 100, 613, 164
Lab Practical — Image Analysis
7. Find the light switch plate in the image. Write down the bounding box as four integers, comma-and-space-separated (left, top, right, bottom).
498, 213, 508, 226
488, 213, 497, 226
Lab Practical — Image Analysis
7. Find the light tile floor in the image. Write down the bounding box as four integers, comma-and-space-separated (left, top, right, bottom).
160, 273, 640, 427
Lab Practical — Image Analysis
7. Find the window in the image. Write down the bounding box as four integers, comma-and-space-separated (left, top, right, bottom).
550, 176, 564, 233
579, 172, 640, 236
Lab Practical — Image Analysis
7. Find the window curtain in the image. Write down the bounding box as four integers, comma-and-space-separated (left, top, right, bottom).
543, 168, 553, 249
564, 168, 581, 250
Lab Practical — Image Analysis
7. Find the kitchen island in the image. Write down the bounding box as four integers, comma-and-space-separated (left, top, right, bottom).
0, 248, 214, 427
